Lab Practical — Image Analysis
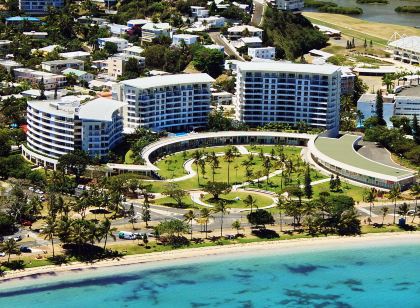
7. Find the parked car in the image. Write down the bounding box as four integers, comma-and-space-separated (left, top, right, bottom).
21, 220, 33, 227
118, 231, 135, 240
407, 210, 416, 216
0, 252, 5, 257
9, 235, 22, 242
20, 246, 32, 253
35, 189, 44, 195
28, 186, 35, 192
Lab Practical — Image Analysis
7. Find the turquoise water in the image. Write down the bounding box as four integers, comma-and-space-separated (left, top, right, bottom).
1, 243, 420, 307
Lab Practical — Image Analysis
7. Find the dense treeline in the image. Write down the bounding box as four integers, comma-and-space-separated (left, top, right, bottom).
262, 8, 329, 60
395, 6, 420, 13
356, 0, 388, 4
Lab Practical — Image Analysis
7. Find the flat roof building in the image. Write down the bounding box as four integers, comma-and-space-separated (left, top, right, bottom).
14, 68, 66, 89
41, 59, 85, 74
98, 37, 129, 52
227, 25, 263, 41
115, 73, 214, 132
235, 62, 341, 136
141, 23, 172, 44
310, 135, 416, 189
19, 0, 64, 14
388, 36, 420, 65
276, 0, 304, 11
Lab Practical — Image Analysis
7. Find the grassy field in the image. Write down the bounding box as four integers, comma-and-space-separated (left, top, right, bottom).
203, 191, 273, 209
154, 146, 233, 179
152, 195, 197, 208
312, 181, 367, 202
303, 12, 420, 46
246, 145, 302, 157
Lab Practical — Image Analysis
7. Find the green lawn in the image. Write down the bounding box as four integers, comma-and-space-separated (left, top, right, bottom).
154, 146, 234, 179
152, 195, 197, 208
150, 149, 278, 193
203, 191, 274, 209
247, 167, 326, 193
246, 145, 302, 157
312, 181, 367, 202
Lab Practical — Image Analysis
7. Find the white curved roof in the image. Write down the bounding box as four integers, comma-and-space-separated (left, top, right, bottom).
78, 98, 127, 121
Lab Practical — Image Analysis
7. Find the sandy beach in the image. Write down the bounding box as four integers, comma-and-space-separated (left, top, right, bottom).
2, 232, 420, 283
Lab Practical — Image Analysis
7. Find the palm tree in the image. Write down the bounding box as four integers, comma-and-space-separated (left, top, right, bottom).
183, 210, 196, 240
410, 183, 420, 223
208, 152, 219, 183
263, 157, 272, 184
200, 208, 211, 239
213, 200, 229, 237
192, 150, 202, 185
232, 220, 241, 235
276, 195, 286, 232
224, 147, 236, 185
365, 188, 376, 218
1, 238, 20, 263
28, 196, 43, 219
244, 194, 257, 213
42, 217, 57, 258
100, 218, 116, 250
233, 164, 239, 183
381, 207, 389, 225
388, 184, 401, 224
398, 203, 410, 221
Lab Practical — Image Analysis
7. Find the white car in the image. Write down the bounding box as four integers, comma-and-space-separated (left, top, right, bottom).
0, 252, 5, 257
407, 210, 416, 216
35, 189, 44, 195
28, 187, 35, 192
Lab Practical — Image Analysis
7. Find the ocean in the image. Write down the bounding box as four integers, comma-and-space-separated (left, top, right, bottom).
1, 241, 420, 307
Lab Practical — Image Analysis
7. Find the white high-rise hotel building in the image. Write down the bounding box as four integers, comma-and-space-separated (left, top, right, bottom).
235, 62, 341, 136
115, 74, 214, 132
23, 97, 126, 168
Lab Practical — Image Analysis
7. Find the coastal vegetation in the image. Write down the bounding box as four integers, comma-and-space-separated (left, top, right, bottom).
356, 0, 388, 4
395, 6, 420, 13
304, 0, 363, 15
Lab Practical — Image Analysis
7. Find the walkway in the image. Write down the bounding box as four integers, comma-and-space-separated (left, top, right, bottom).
234, 145, 249, 155
167, 158, 196, 182
190, 191, 278, 213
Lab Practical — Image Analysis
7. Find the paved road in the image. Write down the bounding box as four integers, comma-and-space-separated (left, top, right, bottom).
357, 141, 410, 170
252, 0, 265, 27
208, 31, 244, 61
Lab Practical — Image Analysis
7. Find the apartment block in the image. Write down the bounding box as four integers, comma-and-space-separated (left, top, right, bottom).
98, 37, 129, 52
25, 97, 126, 160
115, 73, 214, 132
19, 0, 64, 14
14, 68, 66, 89
248, 47, 276, 60
141, 23, 172, 44
276, 0, 304, 12
41, 59, 85, 73
235, 62, 341, 136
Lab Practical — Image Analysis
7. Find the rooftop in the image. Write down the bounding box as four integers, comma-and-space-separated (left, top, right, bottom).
14, 68, 63, 77
99, 37, 128, 42
388, 36, 420, 53
27, 95, 92, 117
42, 59, 84, 65
123, 46, 144, 53
59, 51, 91, 58
240, 37, 262, 43
236, 61, 340, 75
228, 25, 263, 32
6, 16, 40, 22
78, 98, 126, 121
142, 23, 171, 31
315, 135, 413, 178
62, 68, 90, 77
121, 73, 214, 89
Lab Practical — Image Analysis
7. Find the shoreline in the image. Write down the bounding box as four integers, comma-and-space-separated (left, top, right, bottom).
2, 231, 420, 283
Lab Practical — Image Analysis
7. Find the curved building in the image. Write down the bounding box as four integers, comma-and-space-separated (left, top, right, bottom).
23, 97, 126, 169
